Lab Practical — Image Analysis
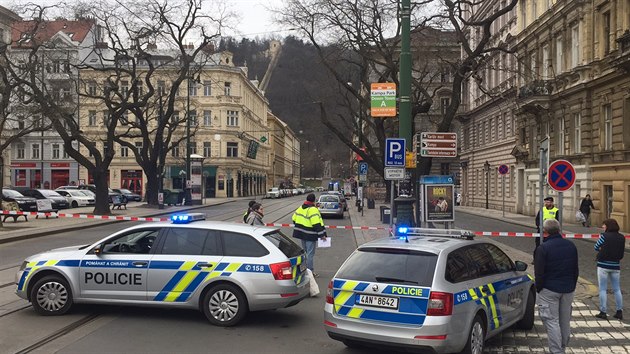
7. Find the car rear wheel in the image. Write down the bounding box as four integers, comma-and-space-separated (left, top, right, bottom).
515, 289, 536, 330
30, 275, 73, 316
71, 201, 78, 208
202, 283, 248, 326
461, 315, 485, 354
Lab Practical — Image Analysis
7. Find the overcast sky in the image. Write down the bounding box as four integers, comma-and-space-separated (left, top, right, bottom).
6, 0, 292, 40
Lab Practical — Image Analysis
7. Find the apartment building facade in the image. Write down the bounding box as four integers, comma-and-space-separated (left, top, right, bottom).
461, 0, 630, 230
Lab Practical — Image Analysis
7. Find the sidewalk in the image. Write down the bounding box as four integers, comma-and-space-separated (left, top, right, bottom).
347, 200, 630, 353
0, 197, 244, 244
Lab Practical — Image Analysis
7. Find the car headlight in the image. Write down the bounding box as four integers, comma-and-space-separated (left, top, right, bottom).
19, 261, 28, 272
16, 200, 26, 204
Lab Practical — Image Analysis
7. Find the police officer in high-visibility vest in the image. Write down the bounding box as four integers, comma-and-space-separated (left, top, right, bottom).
292, 193, 327, 277
534, 196, 560, 256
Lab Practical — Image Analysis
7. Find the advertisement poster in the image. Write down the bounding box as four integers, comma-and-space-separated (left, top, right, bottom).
424, 184, 454, 222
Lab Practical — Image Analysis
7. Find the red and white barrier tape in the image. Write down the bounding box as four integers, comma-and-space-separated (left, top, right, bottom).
1, 210, 169, 222
5, 210, 628, 238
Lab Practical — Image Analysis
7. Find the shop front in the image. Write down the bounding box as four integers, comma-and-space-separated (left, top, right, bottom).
121, 169, 143, 197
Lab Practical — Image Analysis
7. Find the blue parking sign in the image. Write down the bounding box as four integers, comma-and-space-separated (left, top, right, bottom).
385, 138, 405, 167
358, 162, 368, 175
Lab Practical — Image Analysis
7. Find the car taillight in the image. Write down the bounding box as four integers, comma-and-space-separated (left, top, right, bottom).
426, 291, 453, 316
270, 261, 293, 280
326, 281, 334, 304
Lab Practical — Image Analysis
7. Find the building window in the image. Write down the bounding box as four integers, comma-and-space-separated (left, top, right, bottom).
157, 80, 166, 96
441, 97, 450, 115
52, 144, 60, 159
88, 110, 97, 126
190, 142, 197, 155
172, 111, 179, 124
103, 110, 110, 126
227, 110, 239, 126
558, 118, 565, 155
32, 143, 40, 159
603, 11, 611, 55
224, 82, 231, 96
63, 147, 69, 159
121, 146, 129, 157
88, 82, 97, 96
189, 110, 197, 126
571, 24, 580, 68
573, 113, 581, 153
204, 142, 211, 157
189, 81, 197, 96
17, 143, 25, 159
121, 80, 129, 96
135, 141, 143, 151
555, 37, 563, 74
542, 45, 549, 79
440, 163, 450, 175
204, 81, 211, 96
604, 104, 612, 150
172, 144, 180, 157
204, 110, 212, 126
18, 115, 25, 130
227, 142, 238, 157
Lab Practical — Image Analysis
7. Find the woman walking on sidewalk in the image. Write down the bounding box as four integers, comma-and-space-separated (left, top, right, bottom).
246, 203, 265, 226
594, 218, 625, 321
579, 194, 595, 227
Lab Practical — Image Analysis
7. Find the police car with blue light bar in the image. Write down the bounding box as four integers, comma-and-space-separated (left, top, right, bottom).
324, 227, 535, 353
15, 213, 310, 326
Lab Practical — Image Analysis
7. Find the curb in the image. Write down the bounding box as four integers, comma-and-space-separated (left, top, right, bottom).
0, 201, 234, 245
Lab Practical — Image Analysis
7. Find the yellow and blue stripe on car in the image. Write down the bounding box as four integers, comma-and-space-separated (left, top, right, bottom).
17, 260, 80, 292
454, 274, 532, 330
332, 279, 431, 326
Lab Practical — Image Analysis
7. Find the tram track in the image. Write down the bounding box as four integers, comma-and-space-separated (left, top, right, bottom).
1, 198, 302, 353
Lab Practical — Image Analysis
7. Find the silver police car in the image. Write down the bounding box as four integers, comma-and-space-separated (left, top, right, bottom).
324, 228, 534, 353
15, 213, 309, 326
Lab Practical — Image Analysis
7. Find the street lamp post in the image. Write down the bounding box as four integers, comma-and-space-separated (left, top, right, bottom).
484, 161, 490, 209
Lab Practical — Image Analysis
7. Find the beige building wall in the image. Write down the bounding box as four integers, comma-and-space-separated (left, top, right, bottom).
463, 0, 630, 230
79, 51, 272, 199
0, 6, 20, 187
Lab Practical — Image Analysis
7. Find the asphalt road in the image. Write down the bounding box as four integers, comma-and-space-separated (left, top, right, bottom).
1, 201, 627, 353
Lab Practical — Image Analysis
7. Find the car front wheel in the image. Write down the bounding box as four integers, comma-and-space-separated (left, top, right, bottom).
30, 275, 73, 315
202, 283, 248, 326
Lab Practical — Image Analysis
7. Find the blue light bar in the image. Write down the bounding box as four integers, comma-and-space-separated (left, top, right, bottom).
171, 213, 206, 224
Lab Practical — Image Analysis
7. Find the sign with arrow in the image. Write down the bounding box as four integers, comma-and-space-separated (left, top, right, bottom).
417, 132, 457, 158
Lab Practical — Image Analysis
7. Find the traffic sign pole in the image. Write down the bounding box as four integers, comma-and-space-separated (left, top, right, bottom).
539, 137, 549, 243
502, 175, 505, 218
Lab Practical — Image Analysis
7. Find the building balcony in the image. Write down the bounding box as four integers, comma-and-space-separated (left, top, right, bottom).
612, 30, 630, 72
517, 80, 553, 99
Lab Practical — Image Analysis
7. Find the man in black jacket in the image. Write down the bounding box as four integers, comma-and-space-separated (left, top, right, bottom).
535, 218, 579, 354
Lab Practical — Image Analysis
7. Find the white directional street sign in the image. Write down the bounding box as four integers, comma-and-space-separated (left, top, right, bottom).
417, 132, 457, 158
384, 167, 406, 180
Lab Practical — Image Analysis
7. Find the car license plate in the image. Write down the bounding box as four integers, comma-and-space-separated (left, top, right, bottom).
299, 263, 306, 272
356, 294, 399, 309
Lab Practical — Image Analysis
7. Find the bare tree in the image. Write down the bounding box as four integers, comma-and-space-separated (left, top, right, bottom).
76, 0, 227, 206
276, 0, 517, 179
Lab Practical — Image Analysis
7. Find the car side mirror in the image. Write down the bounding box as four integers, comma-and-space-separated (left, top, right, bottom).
514, 261, 528, 272
93, 244, 103, 256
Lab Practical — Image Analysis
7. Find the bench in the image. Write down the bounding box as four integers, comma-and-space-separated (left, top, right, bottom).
111, 196, 128, 210
2, 201, 28, 222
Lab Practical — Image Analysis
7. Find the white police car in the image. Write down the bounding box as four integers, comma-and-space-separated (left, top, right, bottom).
324, 227, 535, 353
15, 213, 309, 326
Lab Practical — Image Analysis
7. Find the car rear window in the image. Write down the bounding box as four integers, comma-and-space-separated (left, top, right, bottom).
319, 196, 339, 203
336, 248, 437, 286
264, 231, 303, 258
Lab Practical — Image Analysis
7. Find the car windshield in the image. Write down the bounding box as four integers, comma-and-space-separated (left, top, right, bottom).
3, 189, 24, 197
336, 248, 437, 286
79, 191, 94, 197
268, 188, 278, 192
318, 196, 339, 203
69, 191, 87, 197
263, 231, 303, 258
40, 190, 62, 197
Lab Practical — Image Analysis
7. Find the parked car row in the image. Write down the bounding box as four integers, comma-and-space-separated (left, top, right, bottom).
264, 186, 315, 199
2, 185, 143, 211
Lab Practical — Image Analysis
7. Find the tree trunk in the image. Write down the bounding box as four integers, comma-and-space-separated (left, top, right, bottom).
144, 166, 160, 206
92, 172, 112, 215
